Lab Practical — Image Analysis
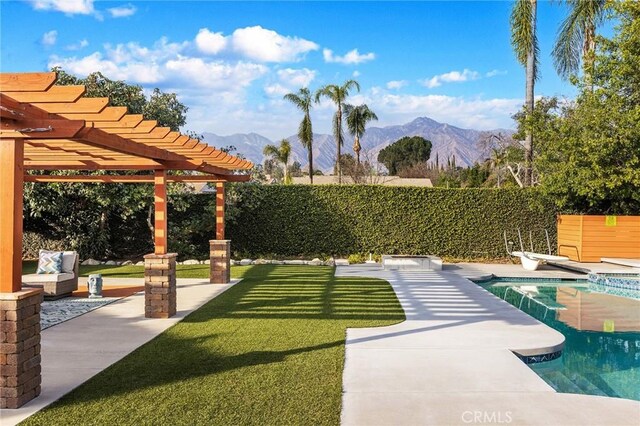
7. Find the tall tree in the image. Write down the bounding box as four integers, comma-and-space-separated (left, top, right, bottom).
536, 1, 640, 214
377, 136, 432, 175
24, 68, 193, 258
284, 88, 315, 184
263, 139, 292, 184
52, 67, 188, 130
510, 0, 539, 187
552, 0, 608, 84
344, 104, 378, 164
315, 80, 360, 183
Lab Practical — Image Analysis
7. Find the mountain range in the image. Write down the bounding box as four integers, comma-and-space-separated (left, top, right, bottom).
202, 117, 511, 173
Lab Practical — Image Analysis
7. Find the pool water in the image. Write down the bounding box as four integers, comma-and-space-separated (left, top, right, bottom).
479, 279, 640, 401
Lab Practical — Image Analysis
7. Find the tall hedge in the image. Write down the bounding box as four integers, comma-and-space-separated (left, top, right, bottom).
225, 185, 557, 259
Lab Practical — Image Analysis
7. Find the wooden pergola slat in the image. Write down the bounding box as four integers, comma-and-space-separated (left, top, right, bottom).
2, 85, 85, 103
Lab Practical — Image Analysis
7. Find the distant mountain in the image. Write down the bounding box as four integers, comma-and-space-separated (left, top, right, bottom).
202, 117, 512, 173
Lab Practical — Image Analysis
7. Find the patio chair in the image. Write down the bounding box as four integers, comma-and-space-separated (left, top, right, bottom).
23, 251, 79, 299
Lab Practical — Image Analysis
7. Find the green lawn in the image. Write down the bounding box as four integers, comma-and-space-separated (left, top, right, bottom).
23, 265, 404, 425
22, 260, 211, 278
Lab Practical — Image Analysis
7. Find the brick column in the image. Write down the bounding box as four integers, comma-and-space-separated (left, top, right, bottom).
210, 240, 230, 284
1, 288, 43, 409
144, 253, 177, 318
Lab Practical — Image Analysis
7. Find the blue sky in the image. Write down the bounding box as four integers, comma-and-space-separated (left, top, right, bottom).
1, 1, 593, 139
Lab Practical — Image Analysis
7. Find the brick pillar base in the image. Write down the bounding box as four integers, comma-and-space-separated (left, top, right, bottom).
210, 240, 230, 284
1, 288, 43, 409
144, 253, 177, 318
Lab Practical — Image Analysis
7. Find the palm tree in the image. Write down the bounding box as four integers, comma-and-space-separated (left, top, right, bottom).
315, 80, 360, 183
490, 147, 506, 188
283, 88, 314, 184
552, 0, 608, 85
344, 104, 378, 164
263, 139, 292, 184
511, 0, 539, 187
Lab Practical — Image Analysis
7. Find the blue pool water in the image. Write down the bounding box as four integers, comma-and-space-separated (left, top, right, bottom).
479, 278, 640, 401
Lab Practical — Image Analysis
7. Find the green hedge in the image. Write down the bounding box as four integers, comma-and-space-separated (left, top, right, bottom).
23, 184, 557, 260
225, 185, 557, 259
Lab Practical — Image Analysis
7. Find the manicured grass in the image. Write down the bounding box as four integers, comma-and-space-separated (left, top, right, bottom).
23, 265, 405, 425
22, 260, 211, 278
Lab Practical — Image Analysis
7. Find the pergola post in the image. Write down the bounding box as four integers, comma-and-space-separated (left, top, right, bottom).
0, 139, 24, 293
210, 182, 230, 284
215, 182, 225, 240
153, 170, 168, 255
0, 138, 43, 409
144, 170, 176, 318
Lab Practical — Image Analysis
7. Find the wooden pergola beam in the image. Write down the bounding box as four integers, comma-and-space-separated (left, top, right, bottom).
0, 73, 56, 92
2, 85, 85, 103
1, 119, 86, 139
92, 114, 144, 129
24, 174, 250, 183
60, 106, 127, 122
73, 127, 180, 161
32, 98, 109, 114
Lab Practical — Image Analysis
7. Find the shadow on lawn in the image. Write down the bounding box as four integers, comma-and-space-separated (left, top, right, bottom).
29, 265, 405, 415
185, 264, 407, 322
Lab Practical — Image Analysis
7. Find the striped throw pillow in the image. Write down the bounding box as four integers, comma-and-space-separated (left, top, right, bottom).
37, 251, 63, 274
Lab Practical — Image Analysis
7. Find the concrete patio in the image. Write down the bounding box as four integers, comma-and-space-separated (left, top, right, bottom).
336, 265, 640, 425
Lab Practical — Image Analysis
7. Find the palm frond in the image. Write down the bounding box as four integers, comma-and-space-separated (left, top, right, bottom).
553, 3, 585, 79
511, 0, 535, 67
342, 79, 361, 94
263, 144, 279, 157
333, 111, 343, 146
298, 114, 313, 149
552, 0, 608, 80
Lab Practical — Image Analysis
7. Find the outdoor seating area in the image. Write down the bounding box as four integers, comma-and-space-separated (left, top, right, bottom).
0, 72, 251, 410
22, 251, 79, 299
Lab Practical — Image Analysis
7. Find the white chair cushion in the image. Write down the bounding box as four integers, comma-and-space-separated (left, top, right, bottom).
61, 251, 77, 273
22, 273, 75, 283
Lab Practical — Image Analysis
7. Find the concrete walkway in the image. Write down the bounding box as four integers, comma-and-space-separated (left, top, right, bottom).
0, 279, 239, 426
336, 265, 640, 425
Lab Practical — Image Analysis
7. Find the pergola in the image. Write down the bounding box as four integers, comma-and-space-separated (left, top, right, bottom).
0, 72, 251, 407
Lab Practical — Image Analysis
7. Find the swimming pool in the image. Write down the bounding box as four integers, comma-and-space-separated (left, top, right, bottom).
478, 278, 640, 401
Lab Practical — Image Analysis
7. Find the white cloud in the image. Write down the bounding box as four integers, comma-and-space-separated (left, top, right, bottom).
352, 70, 361, 77
263, 68, 316, 98
422, 69, 480, 89
195, 28, 227, 55
323, 48, 375, 64
349, 89, 521, 131
65, 39, 89, 51
165, 57, 267, 90
264, 83, 290, 97
49, 33, 268, 93
386, 80, 408, 90
31, 0, 94, 14
231, 26, 318, 62
277, 68, 315, 87
486, 69, 508, 78
107, 4, 136, 18
41, 30, 57, 46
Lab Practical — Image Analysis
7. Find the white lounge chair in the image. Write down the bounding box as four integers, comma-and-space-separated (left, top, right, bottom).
23, 251, 79, 299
